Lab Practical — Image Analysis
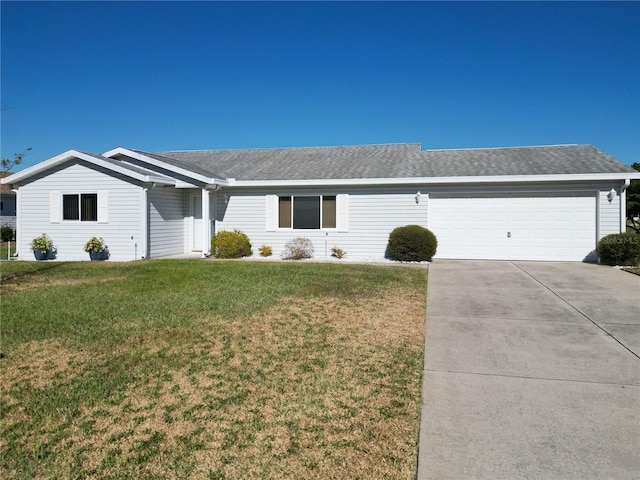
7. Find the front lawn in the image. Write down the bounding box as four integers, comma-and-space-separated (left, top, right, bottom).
0, 260, 427, 479
623, 267, 640, 276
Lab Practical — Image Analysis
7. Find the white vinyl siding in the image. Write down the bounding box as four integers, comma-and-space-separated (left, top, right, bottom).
17, 162, 142, 261
148, 187, 187, 258
598, 186, 622, 239
221, 188, 426, 259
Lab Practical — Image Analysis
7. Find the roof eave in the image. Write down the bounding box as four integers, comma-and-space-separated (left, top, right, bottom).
227, 172, 640, 188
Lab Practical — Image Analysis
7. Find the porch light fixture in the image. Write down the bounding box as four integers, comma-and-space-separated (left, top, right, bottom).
415, 191, 421, 204
607, 188, 616, 202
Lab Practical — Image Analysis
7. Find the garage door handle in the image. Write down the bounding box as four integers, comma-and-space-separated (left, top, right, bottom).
507, 232, 511, 238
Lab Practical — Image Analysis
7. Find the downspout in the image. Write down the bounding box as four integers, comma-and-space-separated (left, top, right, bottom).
12, 187, 20, 259
141, 187, 149, 259
620, 179, 630, 233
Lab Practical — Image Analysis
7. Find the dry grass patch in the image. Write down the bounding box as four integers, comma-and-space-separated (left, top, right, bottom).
1, 261, 426, 479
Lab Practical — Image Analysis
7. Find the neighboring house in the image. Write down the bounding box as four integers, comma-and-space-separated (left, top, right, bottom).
1, 143, 639, 262
0, 172, 17, 232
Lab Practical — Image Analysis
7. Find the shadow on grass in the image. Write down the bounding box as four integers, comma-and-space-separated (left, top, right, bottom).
0, 261, 68, 284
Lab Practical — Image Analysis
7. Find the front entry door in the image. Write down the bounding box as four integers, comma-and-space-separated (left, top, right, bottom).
191, 195, 203, 251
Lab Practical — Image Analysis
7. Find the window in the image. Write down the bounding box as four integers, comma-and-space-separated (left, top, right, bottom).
63, 194, 97, 221
266, 194, 347, 232
278, 195, 336, 229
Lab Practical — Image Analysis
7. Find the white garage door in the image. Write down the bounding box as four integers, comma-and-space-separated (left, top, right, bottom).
428, 193, 596, 261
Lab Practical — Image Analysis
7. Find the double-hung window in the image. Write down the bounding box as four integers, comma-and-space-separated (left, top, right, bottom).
278, 195, 336, 229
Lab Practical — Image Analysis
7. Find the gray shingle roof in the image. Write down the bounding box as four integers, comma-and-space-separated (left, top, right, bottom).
147, 144, 635, 181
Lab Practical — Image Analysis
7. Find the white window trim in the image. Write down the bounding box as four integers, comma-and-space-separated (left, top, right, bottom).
266, 194, 348, 232
50, 191, 108, 223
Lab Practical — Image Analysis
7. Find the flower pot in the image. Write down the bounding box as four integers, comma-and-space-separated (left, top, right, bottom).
33, 250, 52, 261
89, 250, 109, 261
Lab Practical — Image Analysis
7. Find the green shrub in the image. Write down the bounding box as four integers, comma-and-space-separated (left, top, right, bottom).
386, 225, 437, 262
212, 230, 252, 259
282, 237, 314, 260
596, 233, 640, 266
1, 224, 14, 242
212, 230, 253, 259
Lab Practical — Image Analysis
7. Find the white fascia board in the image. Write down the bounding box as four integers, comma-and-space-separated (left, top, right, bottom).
227, 172, 640, 188
102, 147, 227, 186
0, 149, 174, 186
0, 149, 82, 184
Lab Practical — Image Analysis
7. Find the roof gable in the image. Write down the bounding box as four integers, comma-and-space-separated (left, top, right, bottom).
1, 150, 176, 186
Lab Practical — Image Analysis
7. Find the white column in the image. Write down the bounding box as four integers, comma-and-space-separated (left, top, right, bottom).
620, 181, 627, 233
202, 188, 210, 257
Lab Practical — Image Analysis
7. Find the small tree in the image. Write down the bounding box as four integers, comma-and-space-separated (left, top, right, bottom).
1, 224, 14, 242
627, 162, 640, 234
1, 148, 31, 173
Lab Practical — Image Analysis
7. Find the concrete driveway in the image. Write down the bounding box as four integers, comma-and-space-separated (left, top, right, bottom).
417, 261, 640, 480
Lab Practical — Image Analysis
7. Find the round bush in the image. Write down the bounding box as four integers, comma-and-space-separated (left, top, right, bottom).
212, 230, 252, 259
596, 233, 640, 266
387, 225, 437, 262
282, 237, 314, 260
1, 224, 14, 242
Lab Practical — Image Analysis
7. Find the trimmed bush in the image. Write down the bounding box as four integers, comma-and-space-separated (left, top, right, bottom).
1, 224, 14, 242
386, 225, 437, 262
596, 233, 640, 266
259, 245, 273, 257
212, 230, 252, 259
282, 237, 314, 260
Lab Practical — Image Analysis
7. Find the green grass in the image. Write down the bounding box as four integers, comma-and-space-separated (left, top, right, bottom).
622, 267, 640, 276
0, 241, 16, 261
0, 260, 427, 479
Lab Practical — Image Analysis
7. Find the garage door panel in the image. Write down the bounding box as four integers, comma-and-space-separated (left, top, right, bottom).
429, 193, 596, 261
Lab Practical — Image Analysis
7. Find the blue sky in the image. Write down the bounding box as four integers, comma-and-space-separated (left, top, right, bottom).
2, 1, 639, 170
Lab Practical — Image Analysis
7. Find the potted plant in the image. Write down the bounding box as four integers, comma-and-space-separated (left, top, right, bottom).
84, 237, 109, 261
30, 233, 55, 260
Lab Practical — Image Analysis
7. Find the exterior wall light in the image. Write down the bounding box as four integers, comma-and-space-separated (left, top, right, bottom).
415, 191, 421, 204
607, 188, 616, 202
